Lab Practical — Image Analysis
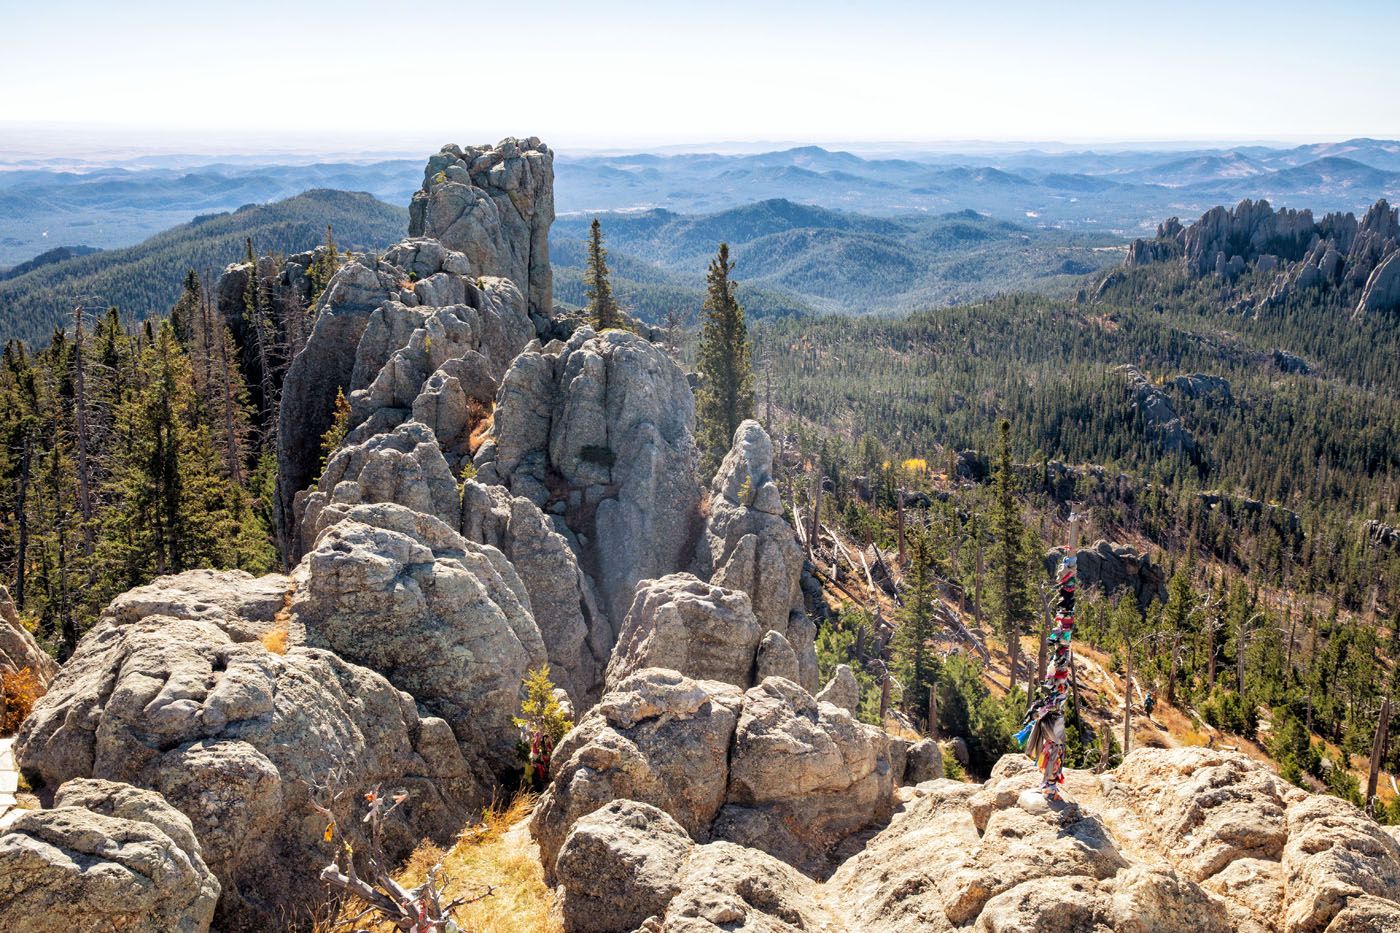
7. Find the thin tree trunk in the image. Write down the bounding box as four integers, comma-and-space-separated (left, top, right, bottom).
1124, 645, 1134, 756
1367, 697, 1392, 808
1167, 633, 1182, 706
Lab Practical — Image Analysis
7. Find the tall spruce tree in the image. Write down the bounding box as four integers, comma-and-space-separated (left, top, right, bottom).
584, 218, 619, 331
695, 242, 754, 473
894, 529, 942, 723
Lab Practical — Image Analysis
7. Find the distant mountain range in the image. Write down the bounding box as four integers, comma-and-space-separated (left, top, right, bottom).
551, 199, 1121, 319
3, 138, 1399, 269
0, 189, 407, 345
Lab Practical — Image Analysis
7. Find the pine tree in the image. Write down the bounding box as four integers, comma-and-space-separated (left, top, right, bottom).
170, 269, 202, 348
992, 418, 1033, 697
584, 218, 619, 331
307, 224, 340, 308
894, 530, 941, 724
695, 243, 755, 473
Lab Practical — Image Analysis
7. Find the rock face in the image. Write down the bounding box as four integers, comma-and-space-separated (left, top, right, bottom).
605, 574, 762, 692
291, 502, 546, 772
461, 479, 609, 706
698, 420, 816, 691
15, 588, 478, 929
533, 669, 894, 883
0, 583, 57, 684
0, 779, 220, 933
409, 138, 554, 322
475, 327, 702, 630
1048, 538, 1167, 606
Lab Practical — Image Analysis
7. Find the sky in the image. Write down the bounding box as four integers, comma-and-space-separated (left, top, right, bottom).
2, 0, 1399, 153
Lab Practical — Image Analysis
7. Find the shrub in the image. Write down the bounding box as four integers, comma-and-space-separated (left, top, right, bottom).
1, 667, 43, 735
513, 666, 574, 788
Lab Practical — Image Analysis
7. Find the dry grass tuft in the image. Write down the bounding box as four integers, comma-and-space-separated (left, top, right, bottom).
322, 792, 559, 933
467, 400, 495, 456
260, 586, 296, 655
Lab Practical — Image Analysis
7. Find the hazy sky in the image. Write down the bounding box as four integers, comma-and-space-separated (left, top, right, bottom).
3, 0, 1398, 151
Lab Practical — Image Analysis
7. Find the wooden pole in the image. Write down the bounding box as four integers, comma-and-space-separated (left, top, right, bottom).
1123, 643, 1133, 757
879, 670, 891, 722
928, 682, 938, 737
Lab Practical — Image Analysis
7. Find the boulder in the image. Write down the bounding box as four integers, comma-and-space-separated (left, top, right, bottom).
700, 420, 815, 690
815, 664, 861, 716
1046, 538, 1167, 607
14, 606, 475, 929
717, 676, 893, 871
461, 480, 609, 706
1282, 794, 1400, 932
0, 782, 220, 933
531, 669, 744, 877
475, 328, 701, 630
754, 629, 801, 683
291, 502, 546, 770
99, 569, 289, 643
905, 737, 944, 784
0, 584, 57, 684
659, 840, 836, 932
409, 138, 555, 322
605, 574, 763, 692
555, 800, 692, 933
297, 419, 462, 555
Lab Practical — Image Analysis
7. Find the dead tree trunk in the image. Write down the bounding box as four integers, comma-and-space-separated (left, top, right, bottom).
1367, 696, 1392, 808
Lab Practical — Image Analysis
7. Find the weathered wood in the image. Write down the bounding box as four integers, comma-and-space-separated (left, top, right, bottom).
1367, 696, 1393, 807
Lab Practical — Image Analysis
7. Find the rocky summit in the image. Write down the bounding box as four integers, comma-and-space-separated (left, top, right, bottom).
4, 137, 1400, 933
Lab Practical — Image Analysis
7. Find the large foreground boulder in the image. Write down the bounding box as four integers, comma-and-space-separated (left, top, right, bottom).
553, 798, 838, 933
15, 602, 477, 929
0, 779, 220, 933
292, 502, 546, 771
532, 669, 744, 877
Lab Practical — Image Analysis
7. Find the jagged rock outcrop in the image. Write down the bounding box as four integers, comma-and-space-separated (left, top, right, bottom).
14, 589, 477, 929
1046, 538, 1167, 606
276, 142, 551, 556
475, 327, 702, 630
409, 138, 554, 322
99, 569, 289, 643
535, 669, 895, 885
1117, 365, 1197, 456
698, 420, 816, 691
1367, 519, 1400, 552
0, 779, 221, 933
1173, 372, 1232, 401
461, 479, 609, 706
0, 583, 57, 683
1121, 198, 1400, 319
604, 574, 762, 693
1358, 250, 1400, 317
291, 502, 545, 772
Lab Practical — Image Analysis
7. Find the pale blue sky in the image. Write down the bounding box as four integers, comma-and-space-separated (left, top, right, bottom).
2, 0, 1398, 150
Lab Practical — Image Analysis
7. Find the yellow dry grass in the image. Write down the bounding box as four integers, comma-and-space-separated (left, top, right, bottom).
322, 793, 559, 933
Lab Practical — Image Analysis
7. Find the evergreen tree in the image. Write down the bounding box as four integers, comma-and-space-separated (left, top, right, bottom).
584, 218, 619, 331
894, 530, 941, 725
991, 418, 1033, 695
307, 224, 340, 308
695, 242, 754, 473
170, 269, 202, 348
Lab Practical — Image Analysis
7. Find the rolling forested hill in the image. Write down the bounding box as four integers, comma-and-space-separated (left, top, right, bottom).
552, 199, 1122, 320
0, 190, 406, 343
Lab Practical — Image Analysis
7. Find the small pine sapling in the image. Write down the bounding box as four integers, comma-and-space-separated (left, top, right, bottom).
512, 666, 574, 788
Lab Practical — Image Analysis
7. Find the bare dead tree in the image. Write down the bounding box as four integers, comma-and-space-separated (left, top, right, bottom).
311, 773, 491, 933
